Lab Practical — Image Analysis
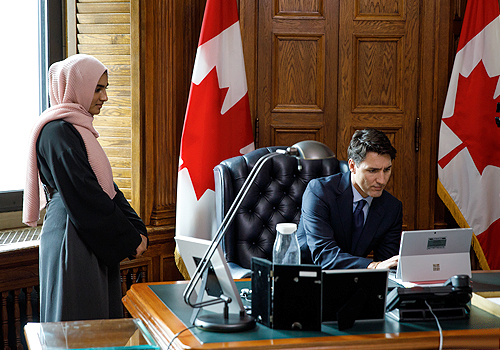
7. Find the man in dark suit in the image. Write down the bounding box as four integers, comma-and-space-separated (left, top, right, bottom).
296, 129, 402, 270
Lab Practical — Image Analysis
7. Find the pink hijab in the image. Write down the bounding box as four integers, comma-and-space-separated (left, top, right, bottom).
23, 54, 116, 227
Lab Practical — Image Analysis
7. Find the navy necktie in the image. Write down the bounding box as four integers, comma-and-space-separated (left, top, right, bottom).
352, 199, 367, 250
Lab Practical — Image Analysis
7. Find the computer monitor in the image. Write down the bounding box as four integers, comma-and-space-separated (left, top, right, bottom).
174, 235, 245, 315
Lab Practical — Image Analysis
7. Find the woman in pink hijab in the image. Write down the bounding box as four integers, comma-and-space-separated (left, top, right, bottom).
23, 54, 147, 322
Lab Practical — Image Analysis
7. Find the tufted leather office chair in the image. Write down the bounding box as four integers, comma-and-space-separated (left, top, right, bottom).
214, 146, 348, 278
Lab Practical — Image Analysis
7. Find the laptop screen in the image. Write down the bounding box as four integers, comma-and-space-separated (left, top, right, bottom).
395, 228, 473, 283
399, 228, 473, 256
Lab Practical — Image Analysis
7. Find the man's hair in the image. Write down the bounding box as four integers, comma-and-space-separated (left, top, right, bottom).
347, 129, 397, 165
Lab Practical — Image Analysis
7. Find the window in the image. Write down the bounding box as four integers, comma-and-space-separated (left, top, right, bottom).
0, 1, 40, 193
0, 0, 63, 222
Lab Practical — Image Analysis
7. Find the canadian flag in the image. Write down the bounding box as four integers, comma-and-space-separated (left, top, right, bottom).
175, 0, 254, 273
438, 0, 500, 270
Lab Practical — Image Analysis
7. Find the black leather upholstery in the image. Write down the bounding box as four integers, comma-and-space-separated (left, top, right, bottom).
214, 146, 348, 276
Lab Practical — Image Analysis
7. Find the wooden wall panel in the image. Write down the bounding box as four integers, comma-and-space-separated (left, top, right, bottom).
276, 0, 322, 16
239, 0, 258, 146
338, 0, 418, 230
272, 127, 322, 146
355, 0, 405, 19
139, 0, 205, 227
273, 35, 324, 112
257, 0, 338, 150
354, 37, 402, 112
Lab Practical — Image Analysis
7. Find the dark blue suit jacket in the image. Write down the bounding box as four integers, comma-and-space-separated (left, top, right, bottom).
296, 171, 402, 269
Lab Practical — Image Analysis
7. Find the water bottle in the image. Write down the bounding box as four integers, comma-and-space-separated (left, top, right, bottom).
273, 223, 301, 265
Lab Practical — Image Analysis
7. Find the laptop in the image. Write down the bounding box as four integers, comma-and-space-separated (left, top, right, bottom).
391, 228, 473, 285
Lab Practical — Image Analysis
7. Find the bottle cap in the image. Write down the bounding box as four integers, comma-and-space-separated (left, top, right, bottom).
276, 223, 297, 235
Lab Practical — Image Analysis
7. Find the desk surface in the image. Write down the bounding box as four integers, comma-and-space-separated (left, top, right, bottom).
122, 271, 500, 350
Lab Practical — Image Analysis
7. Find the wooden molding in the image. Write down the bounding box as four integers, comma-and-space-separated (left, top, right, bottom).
138, 0, 204, 226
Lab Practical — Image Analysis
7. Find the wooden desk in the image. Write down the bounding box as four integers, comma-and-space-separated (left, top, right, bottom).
123, 274, 500, 350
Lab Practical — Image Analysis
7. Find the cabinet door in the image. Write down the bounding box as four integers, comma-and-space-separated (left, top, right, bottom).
255, 0, 340, 154
337, 0, 419, 230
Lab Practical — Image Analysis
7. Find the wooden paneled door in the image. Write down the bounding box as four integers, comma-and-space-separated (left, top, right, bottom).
256, 0, 339, 154
252, 0, 421, 230
337, 0, 419, 231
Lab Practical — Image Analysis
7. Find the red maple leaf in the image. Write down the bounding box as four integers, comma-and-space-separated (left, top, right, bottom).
439, 60, 500, 175
179, 68, 253, 200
